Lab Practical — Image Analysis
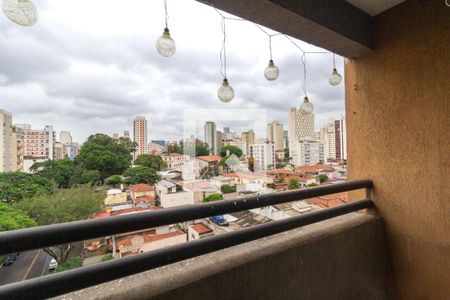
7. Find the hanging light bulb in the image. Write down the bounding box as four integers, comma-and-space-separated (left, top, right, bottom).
156, 28, 176, 57
264, 36, 279, 81
156, 0, 176, 57
300, 96, 314, 114
1, 0, 38, 26
329, 53, 342, 86
329, 68, 342, 86
218, 78, 234, 102
264, 59, 279, 81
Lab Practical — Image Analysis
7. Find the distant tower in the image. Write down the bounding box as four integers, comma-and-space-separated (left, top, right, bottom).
266, 121, 284, 152
133, 117, 148, 159
59, 131, 73, 145
123, 130, 130, 139
0, 110, 12, 172
204, 121, 217, 155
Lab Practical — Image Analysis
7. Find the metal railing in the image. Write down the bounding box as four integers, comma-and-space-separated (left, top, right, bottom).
0, 179, 373, 299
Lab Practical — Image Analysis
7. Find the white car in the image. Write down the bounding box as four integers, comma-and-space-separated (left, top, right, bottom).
48, 258, 58, 270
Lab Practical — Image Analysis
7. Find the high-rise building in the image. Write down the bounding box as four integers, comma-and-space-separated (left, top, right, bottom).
223, 127, 230, 134
0, 110, 13, 172
216, 131, 223, 155
241, 129, 255, 155
112, 133, 120, 140
283, 130, 289, 149
22, 125, 55, 160
133, 116, 148, 159
11, 125, 24, 172
319, 117, 347, 162
59, 131, 72, 145
53, 142, 66, 160
267, 121, 284, 152
123, 130, 130, 139
334, 117, 347, 161
249, 142, 275, 171
289, 100, 318, 165
65, 143, 80, 160
204, 121, 217, 155
291, 139, 324, 166
320, 118, 336, 162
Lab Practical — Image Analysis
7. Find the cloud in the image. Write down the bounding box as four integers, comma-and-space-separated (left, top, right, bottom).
0, 0, 345, 143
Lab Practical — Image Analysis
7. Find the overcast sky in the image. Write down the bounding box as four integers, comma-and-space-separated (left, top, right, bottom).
0, 0, 345, 143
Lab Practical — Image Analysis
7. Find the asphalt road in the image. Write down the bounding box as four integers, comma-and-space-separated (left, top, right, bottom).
0, 250, 51, 286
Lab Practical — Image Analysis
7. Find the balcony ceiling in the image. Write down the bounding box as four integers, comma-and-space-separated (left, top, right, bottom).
346, 0, 405, 16
197, 0, 405, 58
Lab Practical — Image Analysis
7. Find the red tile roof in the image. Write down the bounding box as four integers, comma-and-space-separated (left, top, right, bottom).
110, 207, 162, 216
306, 192, 349, 209
134, 195, 156, 203
297, 164, 335, 173
190, 223, 213, 235
129, 183, 154, 192
197, 155, 221, 162
115, 231, 184, 248
93, 211, 110, 219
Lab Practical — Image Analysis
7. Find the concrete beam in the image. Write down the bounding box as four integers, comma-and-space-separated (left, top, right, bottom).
196, 0, 374, 58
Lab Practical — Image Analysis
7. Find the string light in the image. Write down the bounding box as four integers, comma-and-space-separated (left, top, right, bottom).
156, 0, 176, 57
300, 53, 314, 114
264, 36, 279, 81
1, 0, 38, 26
329, 53, 342, 86
217, 16, 234, 102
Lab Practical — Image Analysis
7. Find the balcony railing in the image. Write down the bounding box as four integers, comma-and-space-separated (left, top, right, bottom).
0, 179, 373, 300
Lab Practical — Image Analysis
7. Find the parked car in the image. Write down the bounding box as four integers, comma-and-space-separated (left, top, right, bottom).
3, 257, 14, 266
48, 258, 58, 270
210, 215, 229, 226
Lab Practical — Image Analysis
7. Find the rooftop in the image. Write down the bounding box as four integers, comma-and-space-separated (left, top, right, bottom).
129, 183, 154, 192
196, 155, 222, 162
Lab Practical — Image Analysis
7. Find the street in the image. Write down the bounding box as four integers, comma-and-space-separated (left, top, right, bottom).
0, 250, 51, 286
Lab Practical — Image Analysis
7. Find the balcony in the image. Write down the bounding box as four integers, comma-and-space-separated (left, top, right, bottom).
0, 0, 448, 299
0, 180, 384, 299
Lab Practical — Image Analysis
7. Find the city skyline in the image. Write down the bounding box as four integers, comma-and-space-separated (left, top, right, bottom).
0, 0, 344, 143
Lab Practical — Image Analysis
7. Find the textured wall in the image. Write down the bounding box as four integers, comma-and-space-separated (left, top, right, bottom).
345, 1, 450, 299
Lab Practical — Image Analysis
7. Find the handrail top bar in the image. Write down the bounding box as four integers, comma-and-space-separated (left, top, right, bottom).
0, 179, 372, 255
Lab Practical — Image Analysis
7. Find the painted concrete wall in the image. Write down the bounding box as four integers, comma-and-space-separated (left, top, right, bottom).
58, 213, 387, 300
345, 1, 450, 299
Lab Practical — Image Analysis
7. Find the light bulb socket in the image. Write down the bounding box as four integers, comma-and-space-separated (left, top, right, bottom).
164, 28, 170, 33
223, 78, 229, 86
268, 59, 275, 66
332, 68, 338, 74
304, 96, 309, 102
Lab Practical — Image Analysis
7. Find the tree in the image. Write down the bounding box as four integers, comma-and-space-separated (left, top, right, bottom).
101, 254, 114, 262
135, 154, 167, 171
195, 145, 209, 156
14, 186, 105, 264
0, 172, 54, 204
318, 174, 329, 183
167, 143, 183, 154
55, 257, 82, 273
221, 185, 236, 194
30, 159, 77, 188
203, 193, 223, 203
0, 203, 37, 232
123, 166, 161, 185
220, 145, 243, 158
308, 183, 318, 187
105, 175, 123, 187
118, 137, 138, 154
288, 178, 300, 190
78, 134, 132, 180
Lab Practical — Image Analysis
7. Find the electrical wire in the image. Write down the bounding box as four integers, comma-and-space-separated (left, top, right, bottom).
208, 1, 333, 95
164, 0, 169, 29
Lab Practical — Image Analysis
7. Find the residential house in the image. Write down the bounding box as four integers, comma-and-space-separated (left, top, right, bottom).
155, 180, 195, 208
188, 223, 214, 241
